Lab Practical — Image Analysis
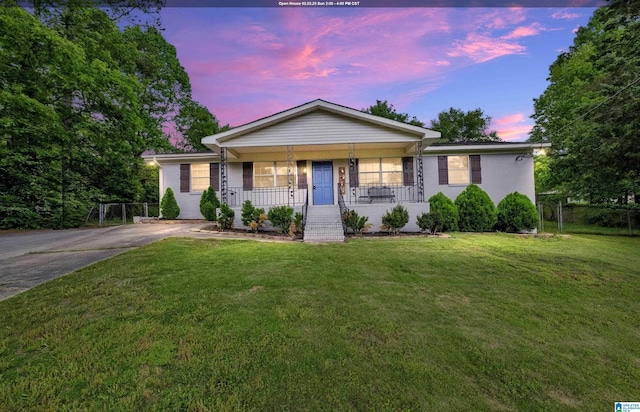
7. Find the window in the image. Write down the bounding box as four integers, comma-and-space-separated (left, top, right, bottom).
438, 155, 482, 185
254, 162, 297, 188
191, 163, 211, 192
180, 163, 219, 192
448, 156, 469, 185
358, 158, 402, 185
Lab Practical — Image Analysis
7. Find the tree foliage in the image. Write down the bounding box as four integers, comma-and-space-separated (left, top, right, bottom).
530, 0, 640, 203
430, 107, 500, 143
363, 100, 425, 127
175, 101, 229, 152
0, 2, 220, 228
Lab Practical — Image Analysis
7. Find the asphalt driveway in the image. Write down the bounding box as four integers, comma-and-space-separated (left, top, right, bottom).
0, 223, 209, 301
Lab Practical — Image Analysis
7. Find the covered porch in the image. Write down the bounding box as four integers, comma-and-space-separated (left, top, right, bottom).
201, 100, 441, 209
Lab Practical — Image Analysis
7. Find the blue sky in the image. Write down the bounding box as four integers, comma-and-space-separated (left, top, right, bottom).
159, 6, 596, 141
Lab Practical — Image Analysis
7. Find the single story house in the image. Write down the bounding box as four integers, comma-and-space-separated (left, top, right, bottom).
144, 100, 548, 241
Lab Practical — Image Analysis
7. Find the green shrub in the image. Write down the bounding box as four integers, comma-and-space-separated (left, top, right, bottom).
342, 210, 371, 235
496, 192, 539, 232
291, 212, 304, 235
241, 200, 267, 231
217, 203, 235, 231
584, 207, 628, 228
428, 192, 458, 231
160, 188, 180, 220
267, 205, 294, 234
381, 205, 409, 235
199, 187, 220, 221
454, 184, 497, 232
416, 211, 445, 234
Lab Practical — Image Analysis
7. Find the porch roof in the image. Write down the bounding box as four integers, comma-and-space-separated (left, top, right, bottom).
201, 100, 441, 155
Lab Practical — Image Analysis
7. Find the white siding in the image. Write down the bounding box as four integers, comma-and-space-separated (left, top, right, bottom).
423, 153, 535, 206
223, 111, 419, 147
160, 163, 206, 219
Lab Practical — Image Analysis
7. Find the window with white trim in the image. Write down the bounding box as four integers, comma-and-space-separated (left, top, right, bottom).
358, 158, 403, 185
254, 162, 297, 188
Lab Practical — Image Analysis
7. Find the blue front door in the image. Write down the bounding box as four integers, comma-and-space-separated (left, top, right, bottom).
312, 161, 333, 205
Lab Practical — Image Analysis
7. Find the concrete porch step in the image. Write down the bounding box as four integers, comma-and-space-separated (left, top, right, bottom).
303, 205, 344, 243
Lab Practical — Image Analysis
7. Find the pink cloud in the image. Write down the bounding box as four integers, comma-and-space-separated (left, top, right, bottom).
448, 33, 526, 63
551, 10, 581, 20
494, 113, 532, 142
502, 23, 544, 40
161, 7, 557, 128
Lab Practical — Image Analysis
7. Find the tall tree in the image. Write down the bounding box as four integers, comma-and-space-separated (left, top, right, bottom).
0, 2, 218, 228
175, 101, 230, 152
430, 108, 500, 143
530, 0, 640, 203
363, 100, 425, 127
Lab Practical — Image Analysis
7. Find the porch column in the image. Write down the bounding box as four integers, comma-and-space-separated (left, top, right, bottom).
220, 147, 228, 204
287, 145, 294, 206
348, 143, 356, 200
415, 141, 424, 203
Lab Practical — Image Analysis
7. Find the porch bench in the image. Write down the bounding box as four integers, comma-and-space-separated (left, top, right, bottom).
358, 186, 396, 203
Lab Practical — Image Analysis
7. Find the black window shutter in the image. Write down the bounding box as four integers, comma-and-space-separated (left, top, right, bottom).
210, 163, 220, 191
437, 156, 448, 185
180, 164, 190, 192
348, 158, 359, 188
402, 157, 414, 186
470, 155, 482, 184
242, 162, 253, 191
297, 160, 307, 189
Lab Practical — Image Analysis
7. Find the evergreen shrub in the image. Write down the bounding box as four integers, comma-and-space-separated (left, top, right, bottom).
428, 192, 458, 231
160, 188, 180, 220
496, 192, 539, 232
199, 187, 220, 221
267, 205, 294, 234
217, 203, 235, 231
381, 205, 409, 234
454, 184, 497, 232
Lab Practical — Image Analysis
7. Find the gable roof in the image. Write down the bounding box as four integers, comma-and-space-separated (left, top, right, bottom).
201, 99, 441, 151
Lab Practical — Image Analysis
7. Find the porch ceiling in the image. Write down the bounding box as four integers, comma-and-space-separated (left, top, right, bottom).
224, 142, 418, 161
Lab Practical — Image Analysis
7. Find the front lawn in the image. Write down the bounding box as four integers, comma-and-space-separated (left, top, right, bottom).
1, 234, 639, 410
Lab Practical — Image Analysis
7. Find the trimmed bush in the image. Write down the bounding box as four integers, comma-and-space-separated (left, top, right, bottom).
381, 205, 409, 235
496, 192, 539, 232
267, 205, 294, 234
241, 200, 266, 231
217, 203, 235, 231
454, 184, 497, 232
200, 187, 220, 221
342, 210, 371, 235
416, 211, 445, 234
160, 188, 180, 220
428, 192, 459, 232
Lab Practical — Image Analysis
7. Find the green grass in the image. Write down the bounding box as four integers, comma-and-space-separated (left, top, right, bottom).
1, 234, 640, 411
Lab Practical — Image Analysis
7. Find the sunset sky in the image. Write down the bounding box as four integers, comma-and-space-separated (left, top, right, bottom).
159, 4, 596, 141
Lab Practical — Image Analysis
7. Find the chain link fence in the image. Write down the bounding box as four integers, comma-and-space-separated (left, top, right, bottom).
537, 202, 639, 236
85, 203, 160, 226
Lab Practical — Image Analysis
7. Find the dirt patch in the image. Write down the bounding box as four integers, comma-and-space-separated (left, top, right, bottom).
249, 286, 264, 293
